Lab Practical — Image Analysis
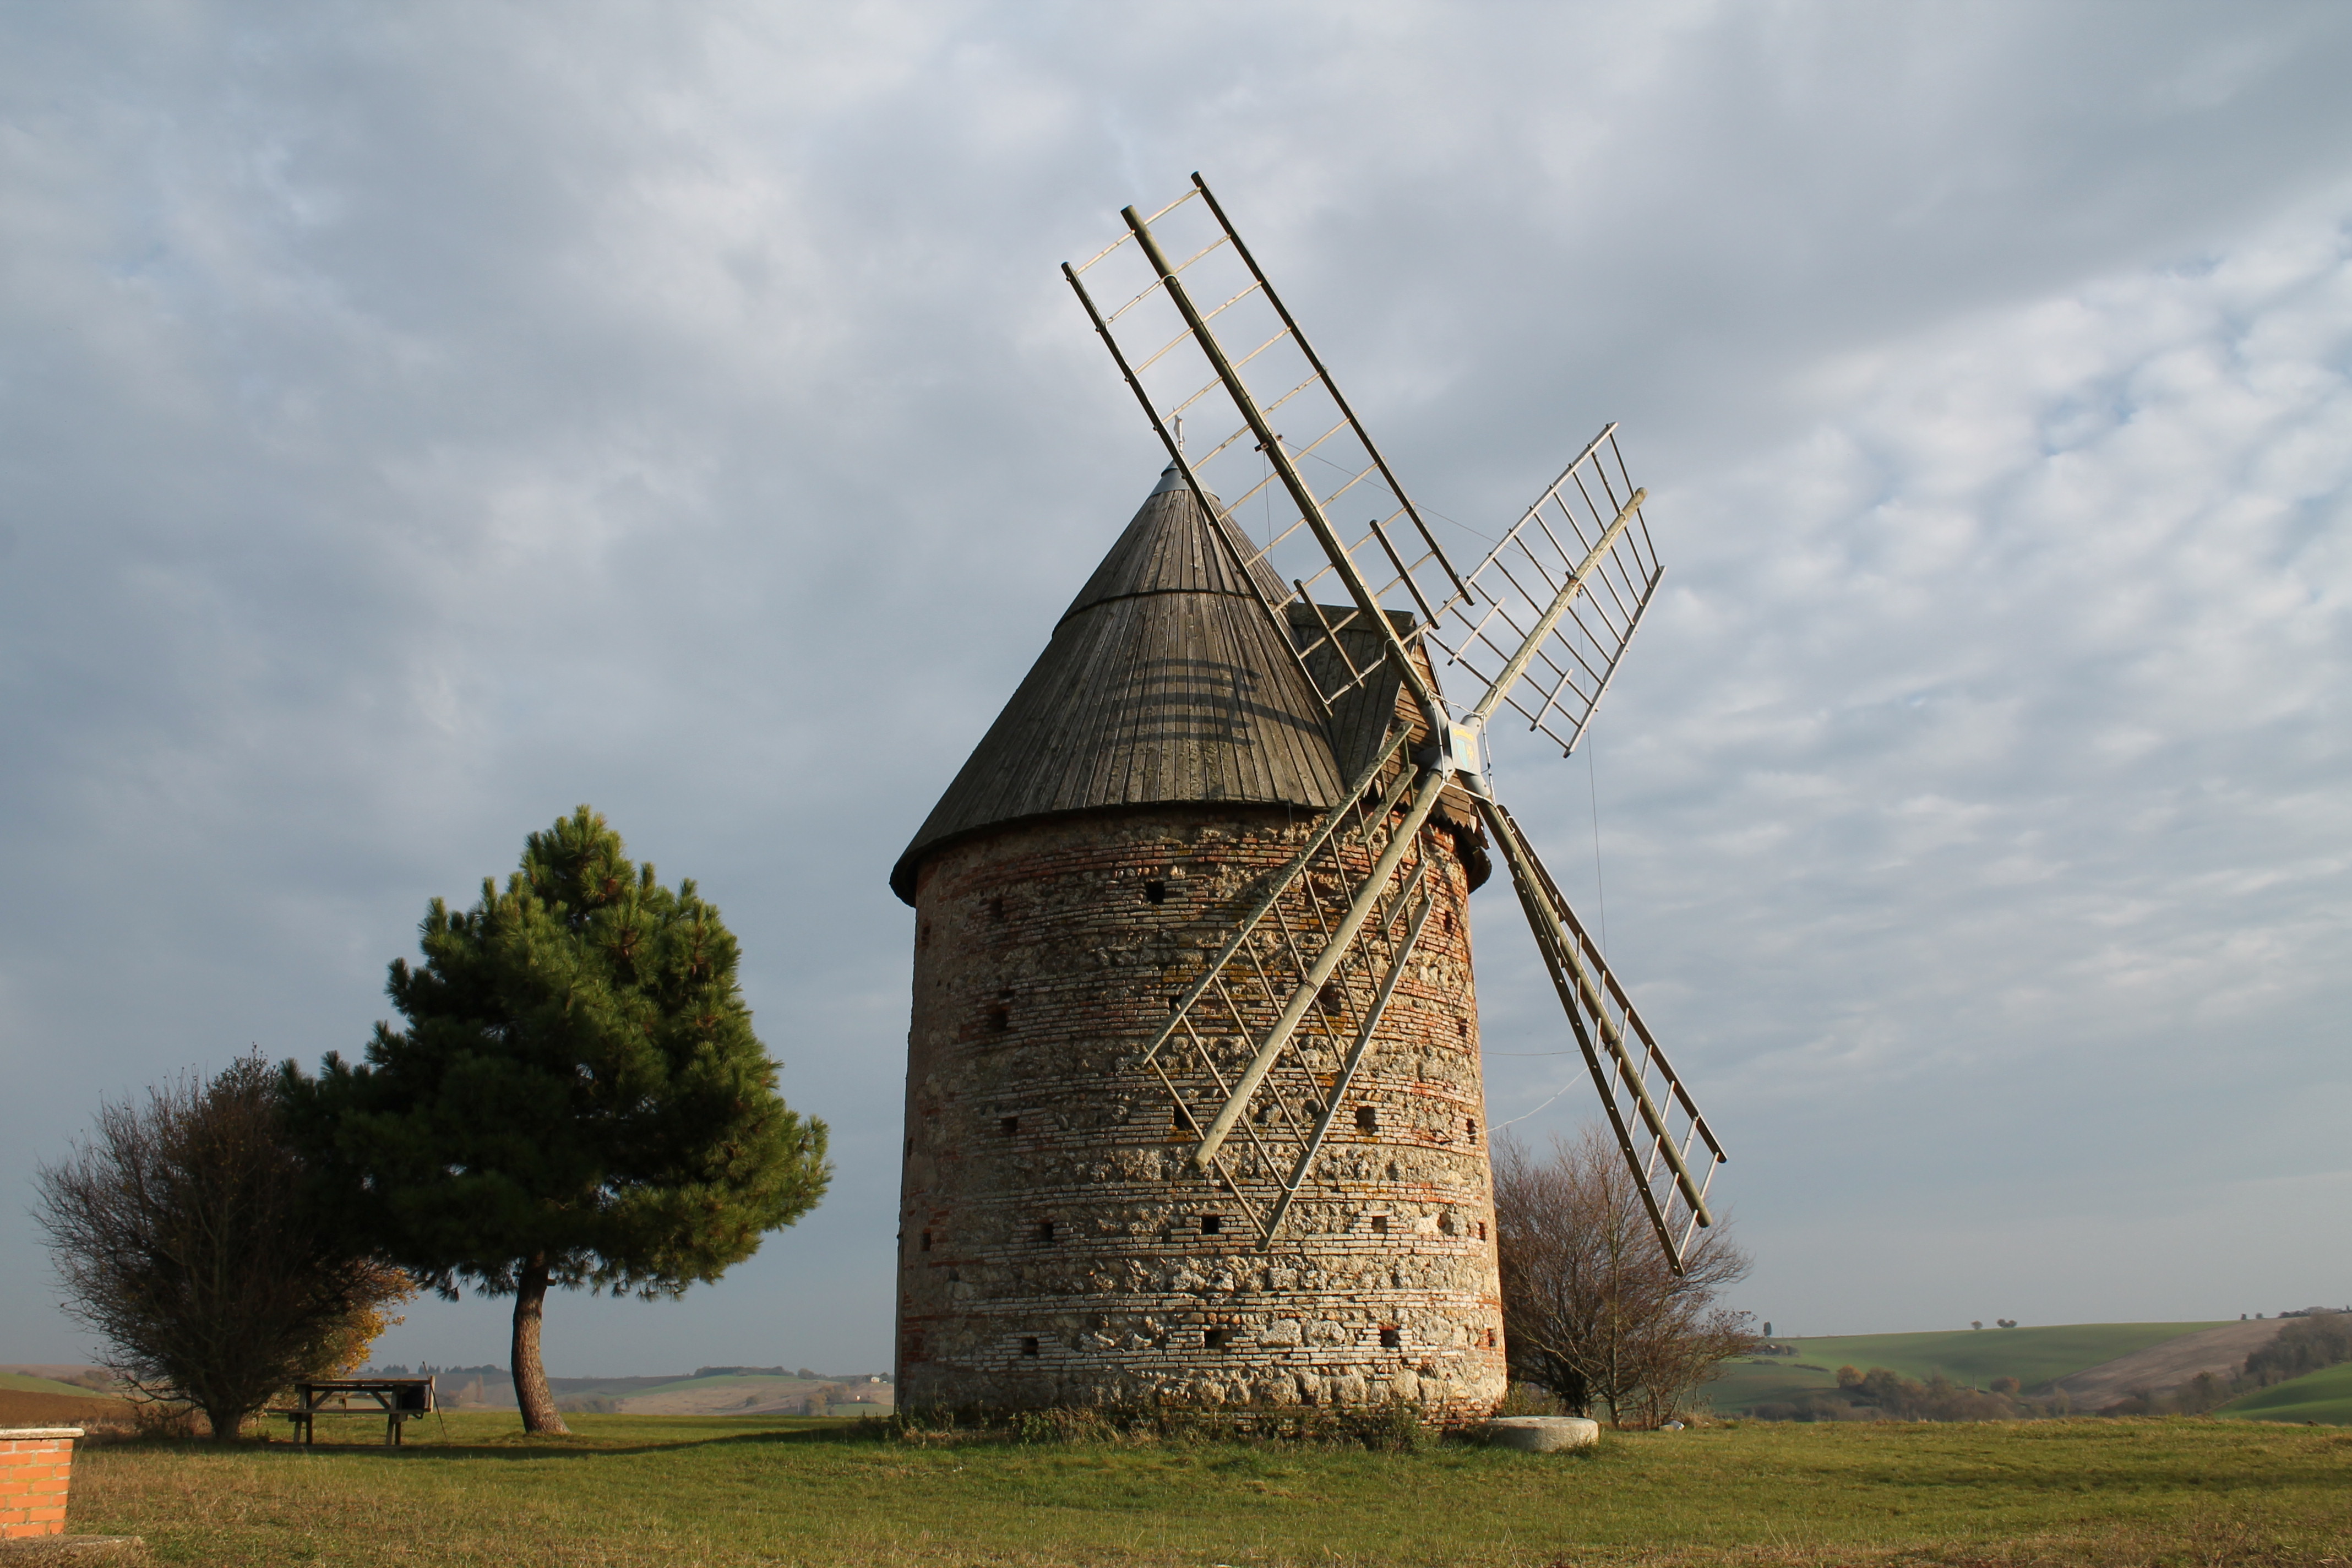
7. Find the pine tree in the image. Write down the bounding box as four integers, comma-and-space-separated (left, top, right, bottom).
287, 807, 830, 1433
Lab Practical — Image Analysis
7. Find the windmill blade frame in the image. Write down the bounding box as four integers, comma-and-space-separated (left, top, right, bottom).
1143, 505, 1656, 1232
1064, 173, 1669, 768
1062, 172, 1728, 1273
1063, 175, 1458, 738
1482, 799, 1726, 1272
1136, 722, 1458, 1248
1440, 427, 1668, 759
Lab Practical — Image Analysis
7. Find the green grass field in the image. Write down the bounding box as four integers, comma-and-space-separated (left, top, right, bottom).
0, 1370, 103, 1396
1704, 1323, 2230, 1414
69, 1411, 2352, 1567
2220, 1360, 2352, 1426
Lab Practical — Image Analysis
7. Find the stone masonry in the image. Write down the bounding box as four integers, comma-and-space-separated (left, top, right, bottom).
896, 805, 1507, 1420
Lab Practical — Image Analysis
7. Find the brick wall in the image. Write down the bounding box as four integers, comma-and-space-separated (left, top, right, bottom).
0, 1428, 80, 1539
897, 805, 1507, 1420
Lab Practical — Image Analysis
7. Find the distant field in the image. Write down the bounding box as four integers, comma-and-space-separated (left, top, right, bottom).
1785, 1323, 2231, 1387
2222, 1360, 2352, 1426
0, 1370, 104, 1396
0, 1387, 130, 1428
432, 1369, 892, 1415
1705, 1321, 2230, 1413
1699, 1357, 1842, 1413
70, 1411, 2352, 1566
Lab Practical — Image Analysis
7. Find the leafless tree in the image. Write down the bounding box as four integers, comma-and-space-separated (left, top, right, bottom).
1494, 1125, 1756, 1427
32, 1055, 412, 1440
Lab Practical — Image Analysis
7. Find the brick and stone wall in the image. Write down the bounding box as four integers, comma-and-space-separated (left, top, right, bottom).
0, 1428, 81, 1539
897, 805, 1507, 1420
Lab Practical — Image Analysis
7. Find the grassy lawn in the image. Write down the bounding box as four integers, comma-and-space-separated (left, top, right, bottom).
68, 1411, 2352, 1567
2221, 1361, 2352, 1426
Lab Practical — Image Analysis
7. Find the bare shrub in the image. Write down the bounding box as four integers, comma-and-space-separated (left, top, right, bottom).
1494, 1126, 1756, 1427
128, 1402, 204, 1440
32, 1054, 415, 1440
1497, 1382, 1566, 1417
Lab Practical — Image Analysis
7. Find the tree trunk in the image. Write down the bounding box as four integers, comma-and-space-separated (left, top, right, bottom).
510, 1254, 570, 1435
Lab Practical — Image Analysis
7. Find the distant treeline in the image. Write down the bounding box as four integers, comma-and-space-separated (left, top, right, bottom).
693, 1366, 889, 1381
1751, 1366, 2065, 1423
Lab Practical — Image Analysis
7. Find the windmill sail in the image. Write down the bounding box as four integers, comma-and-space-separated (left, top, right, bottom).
1436, 428, 1665, 758
1064, 175, 1664, 761
1482, 799, 1725, 1271
1065, 173, 1727, 1273
1064, 176, 1463, 725
1137, 722, 1449, 1245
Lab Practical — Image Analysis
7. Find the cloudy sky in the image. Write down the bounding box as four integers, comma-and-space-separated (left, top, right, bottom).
4, 2, 2346, 1377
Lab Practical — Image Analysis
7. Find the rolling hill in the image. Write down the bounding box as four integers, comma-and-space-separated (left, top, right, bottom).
425, 1368, 893, 1415
1705, 1321, 2239, 1415
2219, 1359, 2352, 1426
0, 1371, 107, 1397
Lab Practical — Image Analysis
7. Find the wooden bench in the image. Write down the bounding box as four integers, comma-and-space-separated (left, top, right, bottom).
271, 1377, 435, 1446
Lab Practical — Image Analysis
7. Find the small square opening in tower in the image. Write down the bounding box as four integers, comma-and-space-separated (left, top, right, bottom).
1476, 1221, 1488, 1242
1204, 1327, 1232, 1349
1370, 1214, 1390, 1236
1173, 1102, 1196, 1130
1020, 1336, 1039, 1358
920, 1231, 932, 1252
1036, 1219, 1056, 1244
1379, 1326, 1401, 1349
1000, 1116, 1019, 1137
1199, 1214, 1222, 1237
1144, 879, 1167, 905
1465, 1117, 1479, 1141
1355, 1104, 1380, 1133
1485, 1328, 1498, 1349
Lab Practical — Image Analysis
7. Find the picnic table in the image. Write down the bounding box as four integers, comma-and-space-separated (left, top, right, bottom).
274, 1377, 435, 1446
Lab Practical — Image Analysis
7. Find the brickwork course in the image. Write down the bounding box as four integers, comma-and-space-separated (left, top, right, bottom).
0, 1430, 80, 1539
891, 468, 1507, 1420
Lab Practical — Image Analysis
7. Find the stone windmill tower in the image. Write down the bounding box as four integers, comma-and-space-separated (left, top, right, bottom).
890, 176, 1725, 1419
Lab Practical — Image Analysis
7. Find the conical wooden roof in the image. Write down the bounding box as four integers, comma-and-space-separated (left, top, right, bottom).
890, 467, 1347, 903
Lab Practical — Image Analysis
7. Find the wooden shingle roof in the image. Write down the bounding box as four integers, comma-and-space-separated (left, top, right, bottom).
890, 469, 1346, 904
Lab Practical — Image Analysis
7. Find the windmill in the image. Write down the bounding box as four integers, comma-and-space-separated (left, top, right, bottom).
888, 175, 1722, 1418
1057, 174, 1724, 1274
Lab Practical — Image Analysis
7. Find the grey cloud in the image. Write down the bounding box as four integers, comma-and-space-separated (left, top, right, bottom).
2, 2, 2346, 1367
